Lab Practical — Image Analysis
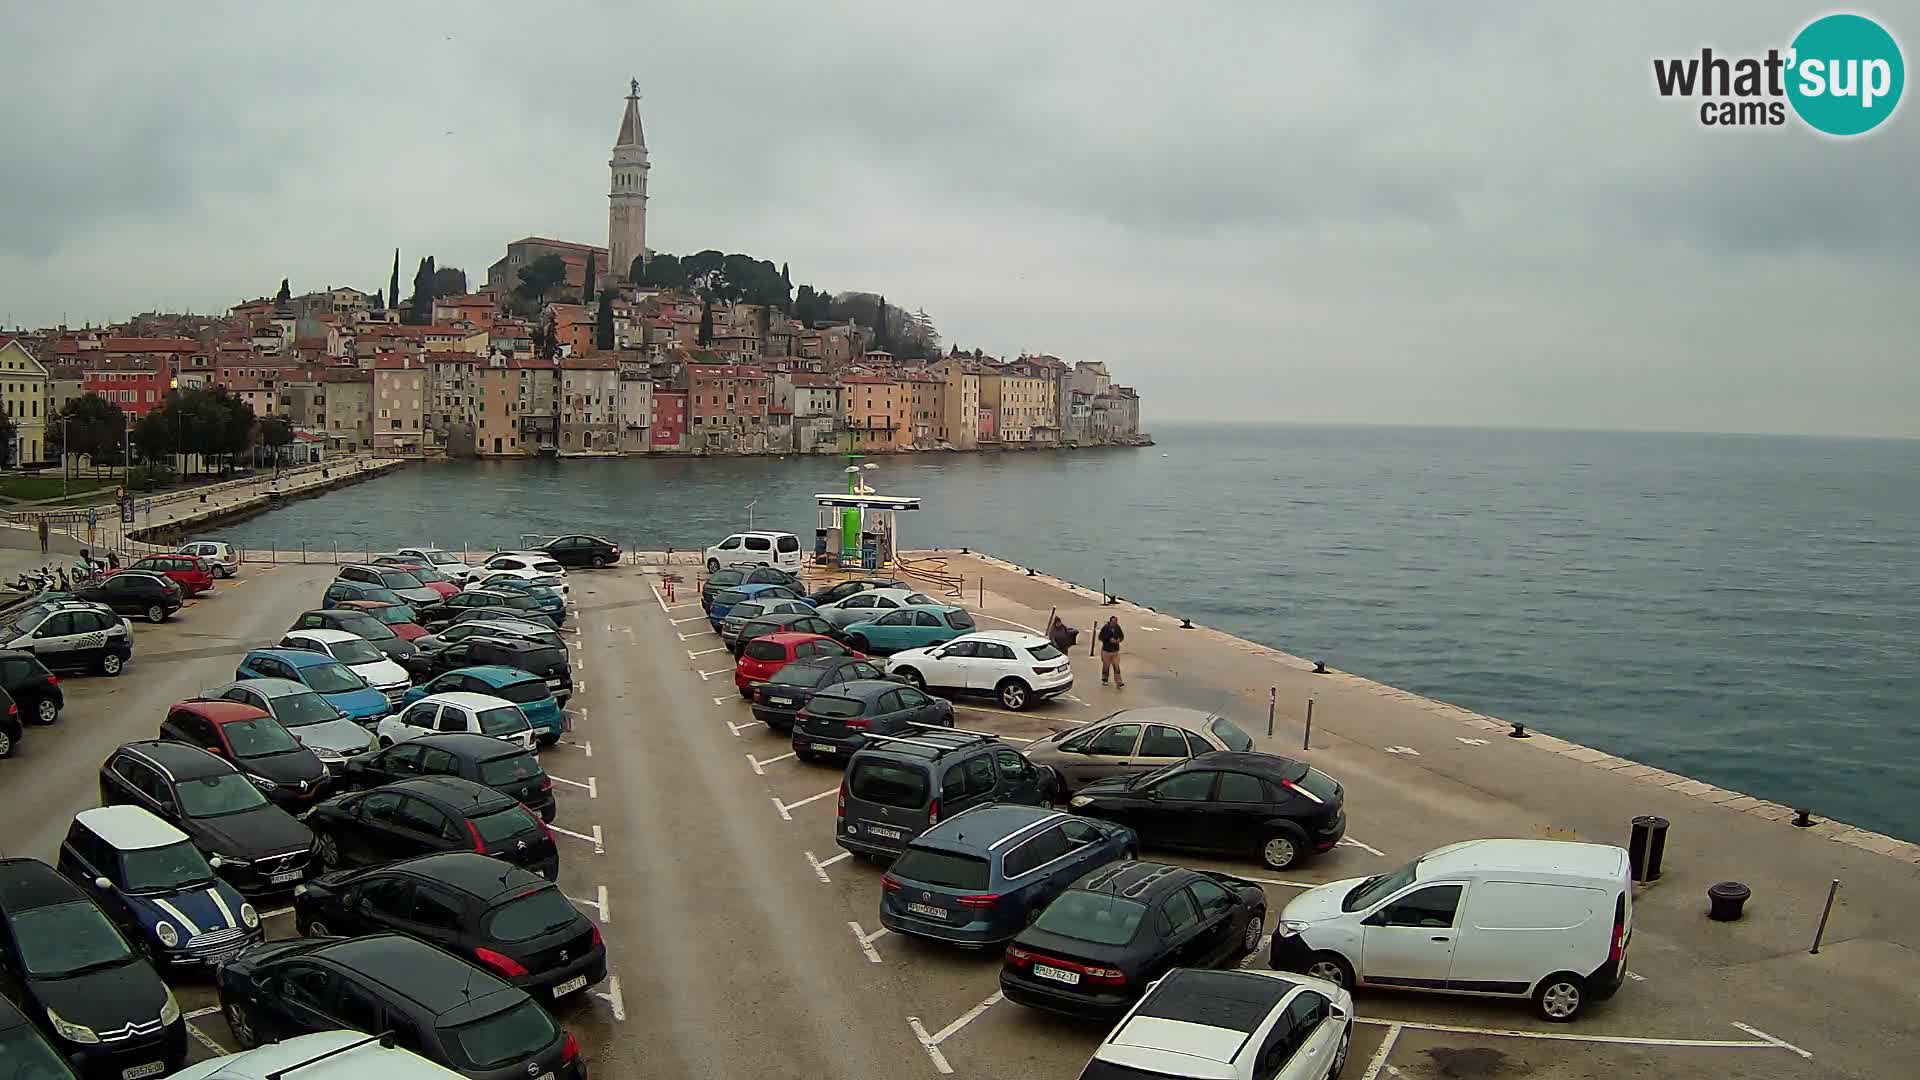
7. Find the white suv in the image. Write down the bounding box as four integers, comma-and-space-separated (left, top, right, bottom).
885, 629, 1073, 711
171, 1030, 464, 1079
704, 531, 803, 573
1078, 968, 1353, 1080
394, 546, 477, 584
376, 692, 536, 751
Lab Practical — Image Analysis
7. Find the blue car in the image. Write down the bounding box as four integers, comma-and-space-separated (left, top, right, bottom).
57, 805, 263, 968
236, 648, 390, 723
843, 604, 977, 654
322, 579, 406, 609
880, 805, 1135, 947
403, 665, 566, 745
708, 582, 810, 630
464, 578, 568, 624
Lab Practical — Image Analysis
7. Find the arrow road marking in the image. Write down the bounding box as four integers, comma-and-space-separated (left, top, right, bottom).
1456, 737, 1490, 746
1384, 745, 1421, 756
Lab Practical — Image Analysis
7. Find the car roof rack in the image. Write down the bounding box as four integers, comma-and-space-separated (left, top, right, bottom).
860, 725, 1000, 756
265, 1031, 397, 1079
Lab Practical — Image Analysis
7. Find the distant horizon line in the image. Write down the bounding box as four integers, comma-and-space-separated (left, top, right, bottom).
1141, 418, 1920, 443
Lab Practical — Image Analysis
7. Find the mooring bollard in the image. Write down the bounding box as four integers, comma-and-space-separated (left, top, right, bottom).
1793, 808, 1815, 828
1179, 617, 1193, 629
1628, 816, 1670, 882
1509, 721, 1531, 738
1312, 660, 1328, 674
1707, 881, 1751, 921
1809, 879, 1840, 953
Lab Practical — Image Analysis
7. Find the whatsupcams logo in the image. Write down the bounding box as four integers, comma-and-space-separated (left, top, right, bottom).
1653, 13, 1904, 135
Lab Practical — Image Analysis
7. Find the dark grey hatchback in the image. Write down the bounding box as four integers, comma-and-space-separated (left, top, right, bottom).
791, 679, 954, 764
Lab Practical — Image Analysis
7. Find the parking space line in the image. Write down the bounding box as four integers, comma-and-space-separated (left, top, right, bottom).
679, 631, 716, 641
567, 885, 611, 922
550, 774, 597, 797
687, 646, 728, 658
806, 849, 850, 883
1730, 1023, 1813, 1059
909, 991, 1004, 1075
772, 787, 838, 820
1240, 875, 1318, 889
713, 696, 732, 706
748, 751, 796, 775
187, 1021, 230, 1057
183, 1006, 222, 1020
698, 668, 732, 679
671, 616, 709, 625
969, 611, 1042, 634
1359, 1022, 1401, 1080
548, 823, 605, 854
727, 719, 759, 737
649, 583, 671, 613
1352, 1017, 1812, 1054
1340, 836, 1387, 857
593, 974, 626, 1021
848, 920, 887, 963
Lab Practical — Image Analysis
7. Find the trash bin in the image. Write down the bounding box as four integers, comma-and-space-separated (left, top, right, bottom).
1628, 815, 1670, 882
1708, 881, 1751, 921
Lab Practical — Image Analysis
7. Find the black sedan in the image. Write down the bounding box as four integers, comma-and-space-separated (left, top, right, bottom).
98, 741, 318, 895
293, 853, 605, 1000
749, 655, 890, 731
0, 993, 77, 1079
792, 679, 954, 764
215, 934, 584, 1080
1000, 860, 1267, 1018
539, 534, 622, 568
1068, 751, 1346, 871
339, 733, 557, 822
306, 777, 559, 879
808, 577, 906, 607
416, 592, 558, 630
289, 608, 418, 663
0, 858, 186, 1079
732, 610, 840, 657
75, 573, 181, 624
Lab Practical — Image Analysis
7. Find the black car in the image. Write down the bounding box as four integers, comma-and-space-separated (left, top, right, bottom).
0, 603, 132, 680
416, 592, 558, 631
1068, 752, 1346, 871
0, 858, 187, 1079
1000, 861, 1268, 1018
0, 687, 20, 760
749, 655, 890, 731
0, 650, 63, 727
539, 534, 622, 568
75, 573, 181, 624
732, 611, 840, 657
701, 565, 802, 610
412, 637, 574, 705
340, 734, 557, 822
293, 853, 605, 1000
306, 777, 559, 879
0, 993, 78, 1079
289, 608, 418, 663
793, 679, 955, 763
214, 933, 585, 1080
158, 700, 331, 812
97, 741, 318, 896
807, 577, 906, 607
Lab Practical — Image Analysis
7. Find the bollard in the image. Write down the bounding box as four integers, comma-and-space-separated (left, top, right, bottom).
1707, 881, 1751, 921
1809, 879, 1840, 953
1303, 697, 1314, 750
1628, 816, 1670, 882
1267, 687, 1276, 738
1312, 660, 1328, 674
978, 578, 984, 608
1793, 809, 1815, 828
1179, 617, 1193, 629
1509, 721, 1531, 738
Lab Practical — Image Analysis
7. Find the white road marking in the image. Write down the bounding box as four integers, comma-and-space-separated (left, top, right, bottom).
698, 667, 732, 680
687, 646, 728, 657
671, 616, 709, 625
807, 850, 851, 882
1627, 970, 1646, 981
678, 631, 715, 641
910, 991, 1004, 1074
1340, 836, 1387, 857
1241, 875, 1318, 889
748, 751, 797, 775
1456, 737, 1490, 746
773, 787, 838, 820
593, 974, 626, 1021
548, 823, 605, 854
713, 696, 731, 706
1139, 626, 1162, 632
1359, 1022, 1401, 1080
550, 774, 597, 797
1354, 1017, 1812, 1054
598, 884, 609, 923
183, 1006, 222, 1020
848, 920, 887, 963
968, 612, 1042, 634
952, 703, 1084, 723
1384, 745, 1421, 756
727, 719, 759, 737
1730, 1022, 1814, 1058
187, 1021, 230, 1056
649, 583, 670, 613
908, 1017, 952, 1075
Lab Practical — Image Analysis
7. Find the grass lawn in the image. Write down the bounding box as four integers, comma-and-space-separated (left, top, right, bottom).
0, 474, 122, 502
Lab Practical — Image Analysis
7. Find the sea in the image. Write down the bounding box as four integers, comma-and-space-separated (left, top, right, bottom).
216, 425, 1920, 842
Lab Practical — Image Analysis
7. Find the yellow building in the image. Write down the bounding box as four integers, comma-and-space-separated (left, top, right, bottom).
841, 375, 911, 451
981, 372, 1052, 444
0, 338, 51, 464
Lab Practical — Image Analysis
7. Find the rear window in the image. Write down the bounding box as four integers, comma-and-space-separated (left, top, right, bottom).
770, 663, 824, 686
477, 707, 531, 736
743, 640, 787, 662
776, 536, 800, 552
1025, 642, 1062, 661
472, 805, 541, 843
805, 694, 864, 719
1210, 716, 1254, 752
716, 590, 748, 605
947, 609, 976, 629
378, 570, 425, 590
339, 614, 399, 639
710, 571, 743, 587
849, 761, 930, 808
520, 647, 568, 671
533, 561, 564, 574
891, 849, 990, 891
1288, 764, 1341, 803
444, 1000, 558, 1071
483, 888, 581, 942
493, 679, 550, 705
730, 602, 767, 621
1031, 890, 1148, 946
479, 752, 544, 787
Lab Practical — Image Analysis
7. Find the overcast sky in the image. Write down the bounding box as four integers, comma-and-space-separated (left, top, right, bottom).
3, 2, 1915, 436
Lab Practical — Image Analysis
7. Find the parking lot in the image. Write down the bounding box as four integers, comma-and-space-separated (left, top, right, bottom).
1, 554, 1905, 1079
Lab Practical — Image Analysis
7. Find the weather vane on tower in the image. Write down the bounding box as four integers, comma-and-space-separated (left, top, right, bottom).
630, 78, 639, 98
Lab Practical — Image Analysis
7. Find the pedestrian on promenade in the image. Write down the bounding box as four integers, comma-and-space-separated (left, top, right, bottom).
36, 518, 48, 555
1099, 615, 1125, 688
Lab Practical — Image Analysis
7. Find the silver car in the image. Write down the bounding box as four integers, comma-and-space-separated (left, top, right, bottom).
199, 677, 376, 772
1022, 706, 1258, 793
813, 587, 939, 631
412, 618, 563, 657
178, 540, 240, 579
721, 597, 818, 645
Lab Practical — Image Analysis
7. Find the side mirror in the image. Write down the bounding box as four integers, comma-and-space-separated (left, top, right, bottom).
208, 856, 224, 869
1145, 787, 1163, 800
93, 876, 113, 890
1361, 910, 1387, 927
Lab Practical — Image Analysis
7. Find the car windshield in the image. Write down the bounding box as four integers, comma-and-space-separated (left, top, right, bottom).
224, 717, 300, 756
770, 664, 826, 686
0, 1020, 73, 1078
336, 615, 397, 641
891, 849, 990, 891
502, 594, 540, 610
13, 901, 133, 978
1026, 641, 1062, 660
715, 590, 747, 606
445, 999, 558, 1071
1209, 716, 1255, 752
1344, 858, 1422, 913
948, 609, 977, 629
121, 839, 216, 892
358, 587, 404, 605
483, 888, 579, 942
274, 692, 343, 728
178, 772, 269, 817
302, 661, 367, 693
479, 752, 544, 787
5, 613, 40, 637
477, 706, 531, 736
378, 570, 425, 590
1031, 890, 1148, 946
492, 679, 550, 705
849, 761, 929, 808
329, 638, 385, 665
473, 805, 539, 844
804, 695, 865, 719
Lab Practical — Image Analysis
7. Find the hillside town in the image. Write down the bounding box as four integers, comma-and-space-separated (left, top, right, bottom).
0, 85, 1146, 466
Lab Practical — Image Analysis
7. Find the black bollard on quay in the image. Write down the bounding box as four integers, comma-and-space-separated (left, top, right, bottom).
1708, 881, 1751, 921
1628, 815, 1670, 882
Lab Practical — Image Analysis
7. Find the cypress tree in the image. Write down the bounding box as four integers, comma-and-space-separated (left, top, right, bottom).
583, 254, 597, 306
698, 295, 714, 346
275, 279, 290, 304
596, 293, 615, 351
389, 249, 401, 312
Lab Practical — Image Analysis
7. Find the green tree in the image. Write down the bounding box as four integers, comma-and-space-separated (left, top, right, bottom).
275, 278, 290, 304
515, 255, 568, 307
697, 294, 714, 346
582, 254, 597, 306
259, 416, 294, 468
49, 393, 127, 474
408, 256, 438, 324
430, 265, 466, 297
596, 293, 615, 351
389, 249, 401, 312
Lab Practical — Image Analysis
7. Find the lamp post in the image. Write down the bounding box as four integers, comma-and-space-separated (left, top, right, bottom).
168, 377, 182, 482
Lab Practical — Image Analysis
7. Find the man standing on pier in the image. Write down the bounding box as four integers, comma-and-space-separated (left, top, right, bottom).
1099, 615, 1125, 688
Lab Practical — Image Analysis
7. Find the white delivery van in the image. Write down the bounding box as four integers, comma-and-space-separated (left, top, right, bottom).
705, 531, 804, 573
1268, 838, 1632, 1021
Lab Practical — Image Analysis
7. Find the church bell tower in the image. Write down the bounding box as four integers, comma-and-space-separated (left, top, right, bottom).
608, 80, 650, 285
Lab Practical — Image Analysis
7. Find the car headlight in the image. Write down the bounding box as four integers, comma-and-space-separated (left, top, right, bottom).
248, 773, 278, 792
154, 920, 180, 948
240, 903, 260, 929
1070, 795, 1093, 808
214, 852, 252, 868
46, 1006, 99, 1045
1280, 919, 1312, 935
160, 987, 180, 1026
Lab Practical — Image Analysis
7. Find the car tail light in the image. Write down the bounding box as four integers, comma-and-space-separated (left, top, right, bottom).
561, 1031, 579, 1062
45, 674, 57, 687
1609, 902, 1627, 966
6, 704, 14, 717
1004, 946, 1033, 968
1032, 667, 1052, 675
473, 947, 529, 978
590, 925, 602, 947
880, 875, 902, 893
1084, 966, 1127, 985
463, 817, 485, 853
955, 894, 999, 909
540, 776, 554, 792
927, 798, 940, 826
845, 718, 870, 730
836, 779, 847, 820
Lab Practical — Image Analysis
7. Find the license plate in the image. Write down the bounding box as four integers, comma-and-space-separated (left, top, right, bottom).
123, 1065, 165, 1080
905, 902, 948, 919
867, 825, 903, 840
270, 870, 303, 884
552, 975, 589, 997
546, 678, 564, 688
768, 696, 795, 706
1033, 964, 1081, 985
810, 742, 838, 753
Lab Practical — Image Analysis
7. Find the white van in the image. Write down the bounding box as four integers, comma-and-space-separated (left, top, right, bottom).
1268, 839, 1632, 1021
704, 531, 804, 573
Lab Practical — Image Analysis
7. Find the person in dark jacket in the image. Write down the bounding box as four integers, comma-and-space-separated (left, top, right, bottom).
1098, 615, 1125, 688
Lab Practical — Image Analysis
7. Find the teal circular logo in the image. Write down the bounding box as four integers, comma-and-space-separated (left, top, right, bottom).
1787, 14, 1905, 135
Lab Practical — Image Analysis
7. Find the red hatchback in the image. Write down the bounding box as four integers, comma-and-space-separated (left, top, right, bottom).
122, 553, 214, 596
336, 599, 428, 641
371, 558, 459, 599
735, 632, 863, 697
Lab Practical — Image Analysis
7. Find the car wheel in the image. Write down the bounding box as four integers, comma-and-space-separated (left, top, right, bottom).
706, 558, 720, 574
593, 554, 611, 568
895, 667, 925, 690
997, 678, 1032, 711
1303, 951, 1354, 990
305, 918, 331, 938
1329, 1025, 1352, 1079
848, 634, 870, 653
99, 652, 124, 676
378, 736, 394, 748
1261, 830, 1305, 870
220, 565, 236, 579
146, 604, 166, 624
1533, 972, 1586, 1022
315, 831, 341, 869
0, 727, 13, 758
739, 684, 753, 700
1242, 912, 1265, 955
33, 698, 57, 725
225, 1000, 258, 1050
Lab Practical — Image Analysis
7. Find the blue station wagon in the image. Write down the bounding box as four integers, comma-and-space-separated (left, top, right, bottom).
236, 648, 390, 724
880, 805, 1135, 947
402, 665, 565, 745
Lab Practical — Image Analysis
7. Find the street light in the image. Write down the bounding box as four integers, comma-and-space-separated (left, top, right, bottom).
168, 377, 181, 481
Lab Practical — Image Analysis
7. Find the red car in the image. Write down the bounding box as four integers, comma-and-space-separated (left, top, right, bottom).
158, 699, 331, 809
120, 553, 214, 596
371, 558, 460, 599
735, 632, 863, 698
335, 599, 429, 641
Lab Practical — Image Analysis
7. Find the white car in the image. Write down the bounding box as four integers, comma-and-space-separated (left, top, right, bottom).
704, 531, 804, 573
813, 587, 940, 630
376, 691, 536, 751
394, 546, 478, 584
178, 540, 240, 579
465, 566, 570, 600
481, 551, 568, 578
885, 629, 1073, 711
278, 629, 412, 709
1078, 968, 1352, 1080
170, 1030, 465, 1080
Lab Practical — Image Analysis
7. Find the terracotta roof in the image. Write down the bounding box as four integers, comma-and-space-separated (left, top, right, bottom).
685, 364, 769, 380
373, 355, 420, 371
507, 236, 609, 256
101, 337, 198, 352
789, 374, 839, 388
560, 354, 618, 370
841, 374, 899, 385
320, 369, 372, 384
428, 352, 480, 365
